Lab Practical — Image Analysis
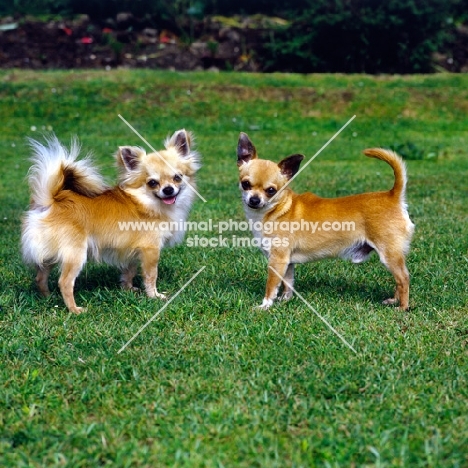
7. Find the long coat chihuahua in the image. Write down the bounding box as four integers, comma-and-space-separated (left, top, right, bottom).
237, 132, 414, 310
22, 130, 200, 313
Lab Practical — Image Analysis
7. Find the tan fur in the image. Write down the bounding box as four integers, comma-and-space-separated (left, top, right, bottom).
237, 132, 414, 311
22, 131, 200, 313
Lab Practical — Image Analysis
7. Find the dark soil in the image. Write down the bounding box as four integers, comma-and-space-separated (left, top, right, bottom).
0, 15, 466, 72
0, 15, 266, 71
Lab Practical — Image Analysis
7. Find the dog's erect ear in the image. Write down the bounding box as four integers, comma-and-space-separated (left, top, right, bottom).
167, 129, 191, 157
237, 132, 257, 166
278, 154, 304, 180
118, 146, 145, 171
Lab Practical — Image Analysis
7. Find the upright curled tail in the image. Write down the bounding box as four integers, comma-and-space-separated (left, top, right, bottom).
363, 148, 408, 200
27, 135, 107, 208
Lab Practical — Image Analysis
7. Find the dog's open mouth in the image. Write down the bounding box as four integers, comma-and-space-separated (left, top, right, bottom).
162, 196, 177, 205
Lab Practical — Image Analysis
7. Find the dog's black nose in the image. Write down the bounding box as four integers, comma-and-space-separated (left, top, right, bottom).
163, 186, 174, 196
249, 196, 261, 207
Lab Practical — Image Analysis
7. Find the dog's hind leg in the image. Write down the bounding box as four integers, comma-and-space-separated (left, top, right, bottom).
378, 249, 410, 311
35, 264, 53, 297
120, 263, 139, 291
58, 253, 87, 314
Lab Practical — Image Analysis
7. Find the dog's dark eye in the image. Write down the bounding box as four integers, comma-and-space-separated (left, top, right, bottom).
241, 180, 251, 190
174, 174, 182, 183
266, 187, 277, 196
147, 179, 159, 188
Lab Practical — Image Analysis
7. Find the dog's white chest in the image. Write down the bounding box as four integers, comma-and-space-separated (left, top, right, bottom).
243, 207, 263, 238
244, 207, 271, 255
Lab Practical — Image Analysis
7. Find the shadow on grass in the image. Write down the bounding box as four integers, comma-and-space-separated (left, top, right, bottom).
223, 259, 395, 307
11, 250, 409, 313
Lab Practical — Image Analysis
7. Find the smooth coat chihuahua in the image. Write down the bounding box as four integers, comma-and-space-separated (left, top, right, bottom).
22, 130, 200, 313
237, 132, 414, 310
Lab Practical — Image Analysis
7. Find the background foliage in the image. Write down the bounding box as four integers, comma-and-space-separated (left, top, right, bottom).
265, 0, 455, 73
1, 0, 468, 73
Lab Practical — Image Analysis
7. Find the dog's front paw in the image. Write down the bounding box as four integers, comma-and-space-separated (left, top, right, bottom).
69, 306, 86, 314
255, 298, 274, 310
146, 289, 167, 300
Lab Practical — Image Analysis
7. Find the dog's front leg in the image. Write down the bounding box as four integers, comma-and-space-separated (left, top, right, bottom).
258, 252, 291, 310
140, 248, 167, 300
279, 263, 295, 301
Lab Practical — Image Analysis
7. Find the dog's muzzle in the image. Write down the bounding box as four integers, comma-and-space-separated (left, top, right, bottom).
248, 196, 262, 209
158, 185, 179, 205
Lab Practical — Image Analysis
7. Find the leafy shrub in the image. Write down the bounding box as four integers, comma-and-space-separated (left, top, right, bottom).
264, 0, 455, 73
0, 0, 71, 16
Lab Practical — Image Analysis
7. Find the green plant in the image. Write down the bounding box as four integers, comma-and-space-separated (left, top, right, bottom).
0, 0, 71, 15
103, 30, 124, 63
207, 40, 219, 55
264, 0, 454, 73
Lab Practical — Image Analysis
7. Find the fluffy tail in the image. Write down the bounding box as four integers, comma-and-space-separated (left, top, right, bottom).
363, 148, 407, 199
27, 135, 107, 208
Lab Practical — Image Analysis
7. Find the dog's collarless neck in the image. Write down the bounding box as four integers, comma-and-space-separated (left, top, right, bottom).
264, 192, 293, 222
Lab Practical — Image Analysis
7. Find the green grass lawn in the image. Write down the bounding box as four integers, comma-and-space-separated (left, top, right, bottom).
0, 69, 467, 467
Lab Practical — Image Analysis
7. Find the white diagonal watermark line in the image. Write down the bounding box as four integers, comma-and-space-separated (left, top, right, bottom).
118, 114, 207, 203
268, 265, 358, 354
271, 115, 356, 202
117, 266, 206, 354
